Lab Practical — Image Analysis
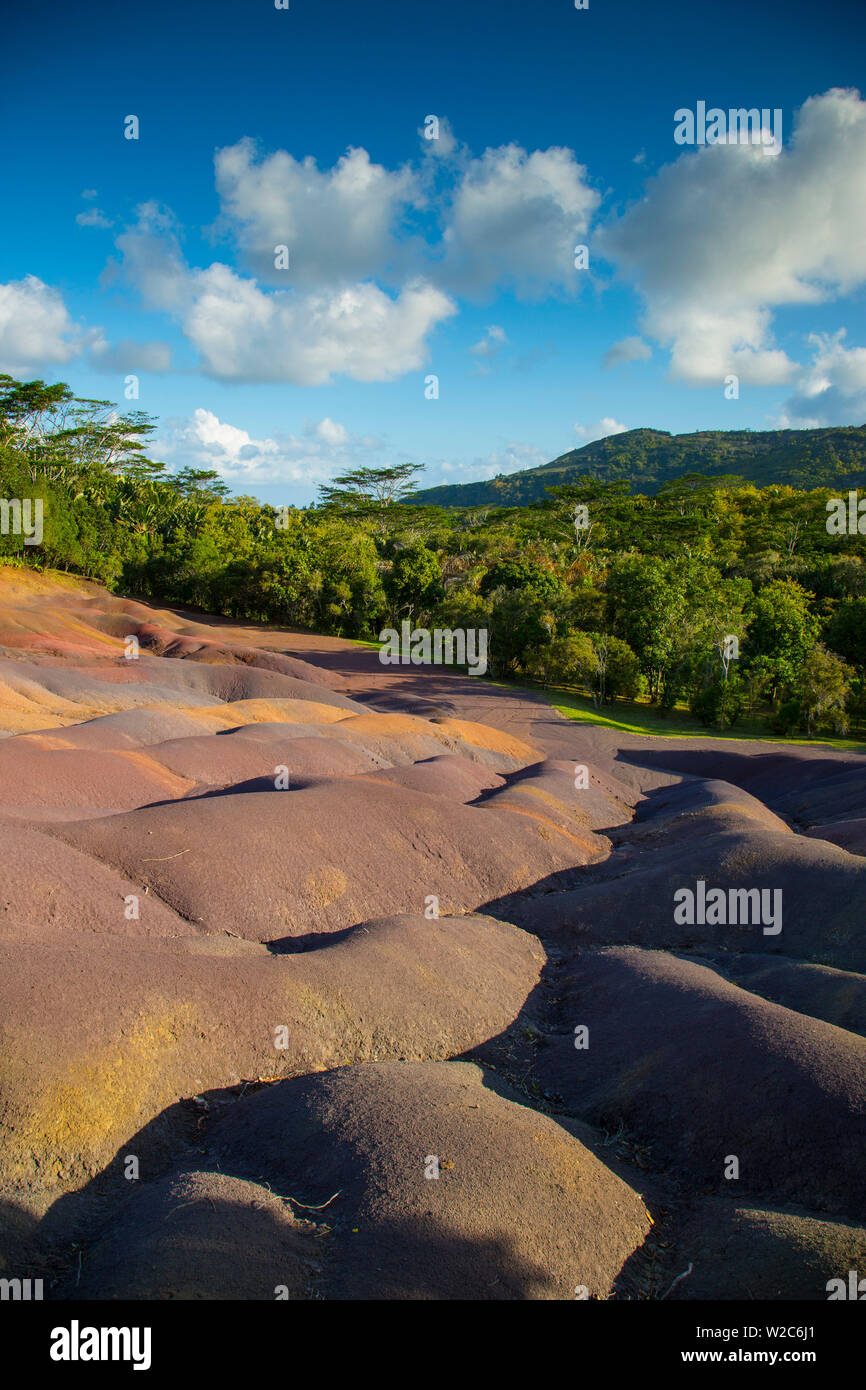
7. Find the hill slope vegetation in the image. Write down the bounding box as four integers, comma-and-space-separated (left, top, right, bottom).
414, 425, 866, 507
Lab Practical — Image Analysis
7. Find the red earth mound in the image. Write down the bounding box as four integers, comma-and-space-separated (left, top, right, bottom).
2, 568, 865, 1300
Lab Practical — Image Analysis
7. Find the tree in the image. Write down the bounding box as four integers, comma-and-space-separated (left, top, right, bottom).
168, 468, 231, 502
797, 645, 853, 735
606, 553, 748, 707
384, 542, 444, 623
308, 518, 387, 636
0, 379, 159, 486
540, 631, 598, 689
591, 631, 641, 702
746, 578, 821, 701
317, 464, 425, 534
0, 376, 74, 448
689, 674, 746, 729
774, 645, 853, 736
479, 557, 568, 609
488, 589, 552, 677
825, 597, 866, 677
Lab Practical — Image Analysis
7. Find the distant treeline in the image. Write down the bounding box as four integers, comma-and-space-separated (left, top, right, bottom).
1, 375, 865, 738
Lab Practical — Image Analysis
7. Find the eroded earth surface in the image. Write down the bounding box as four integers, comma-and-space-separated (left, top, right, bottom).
1, 568, 864, 1300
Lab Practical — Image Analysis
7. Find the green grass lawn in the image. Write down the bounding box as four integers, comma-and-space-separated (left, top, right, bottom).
342, 635, 866, 751
527, 682, 866, 751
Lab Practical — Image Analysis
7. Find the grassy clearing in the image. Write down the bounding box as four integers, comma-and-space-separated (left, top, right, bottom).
337, 634, 866, 751
523, 682, 866, 752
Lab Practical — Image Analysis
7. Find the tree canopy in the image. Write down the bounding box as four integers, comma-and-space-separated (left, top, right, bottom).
1, 375, 863, 739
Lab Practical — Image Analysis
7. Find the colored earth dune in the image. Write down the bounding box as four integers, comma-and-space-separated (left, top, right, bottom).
0, 566, 864, 1300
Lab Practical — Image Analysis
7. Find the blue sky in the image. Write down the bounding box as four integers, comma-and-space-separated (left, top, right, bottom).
2, 0, 865, 505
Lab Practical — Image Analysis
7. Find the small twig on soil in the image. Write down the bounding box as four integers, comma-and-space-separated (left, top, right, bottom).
161, 1197, 216, 1222
661, 1262, 693, 1300
141, 849, 192, 862
286, 1189, 342, 1212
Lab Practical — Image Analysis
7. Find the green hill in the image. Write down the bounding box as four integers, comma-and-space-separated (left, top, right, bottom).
414, 425, 866, 507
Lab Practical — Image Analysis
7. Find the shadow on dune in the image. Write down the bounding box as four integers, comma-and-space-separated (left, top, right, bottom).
0, 1092, 206, 1293
614, 745, 866, 811
8, 932, 866, 1302
0, 1199, 41, 1287
0, 954, 554, 1298
265, 923, 359, 954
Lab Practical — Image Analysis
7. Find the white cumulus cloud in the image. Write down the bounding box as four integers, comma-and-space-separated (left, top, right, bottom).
111, 205, 456, 386
470, 324, 508, 358
184, 265, 456, 385
155, 407, 382, 487
76, 207, 113, 229
0, 276, 88, 372
440, 442, 549, 482
97, 130, 610, 385
599, 88, 866, 386
442, 143, 600, 298
778, 331, 866, 426
212, 138, 419, 286
574, 417, 628, 443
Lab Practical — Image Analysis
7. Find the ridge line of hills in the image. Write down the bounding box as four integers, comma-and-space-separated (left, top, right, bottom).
414, 424, 866, 508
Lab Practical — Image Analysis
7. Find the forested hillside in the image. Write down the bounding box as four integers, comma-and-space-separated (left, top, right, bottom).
414, 425, 866, 507
2, 375, 865, 740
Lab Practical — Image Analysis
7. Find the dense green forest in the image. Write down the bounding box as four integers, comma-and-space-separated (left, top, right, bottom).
1, 375, 865, 739
414, 424, 866, 507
